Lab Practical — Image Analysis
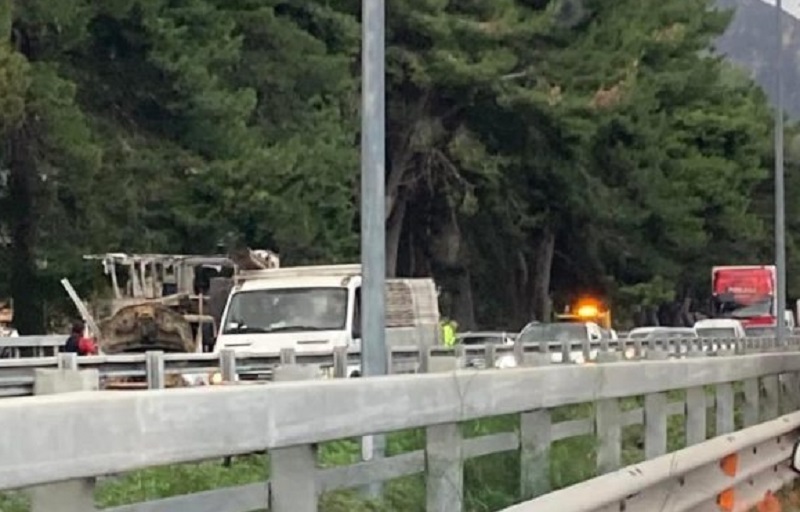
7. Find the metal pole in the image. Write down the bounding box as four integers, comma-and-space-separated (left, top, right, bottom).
775, 0, 787, 346
360, 0, 387, 377
360, 0, 387, 498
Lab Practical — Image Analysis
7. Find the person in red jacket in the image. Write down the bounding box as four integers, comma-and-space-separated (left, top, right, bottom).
78, 334, 98, 355
62, 321, 98, 356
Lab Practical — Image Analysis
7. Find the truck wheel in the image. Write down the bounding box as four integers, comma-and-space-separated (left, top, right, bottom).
349, 370, 361, 378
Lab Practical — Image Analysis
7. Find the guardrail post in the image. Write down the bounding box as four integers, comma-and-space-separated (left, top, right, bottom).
595, 350, 621, 474
646, 337, 669, 361
758, 335, 766, 350
595, 399, 621, 474
668, 337, 680, 358
762, 373, 780, 420
595, 337, 620, 364
523, 341, 553, 366
632, 336, 643, 360
219, 349, 238, 468
520, 409, 551, 499
386, 346, 394, 375
715, 382, 734, 435
279, 348, 296, 365
333, 346, 348, 378
30, 366, 99, 512
453, 344, 466, 368
220, 349, 237, 382
717, 337, 736, 357
484, 343, 497, 369
419, 346, 431, 373
269, 362, 319, 512
559, 340, 571, 365
425, 356, 463, 512
57, 352, 78, 370
644, 391, 667, 459
145, 351, 165, 389
511, 336, 523, 366
685, 348, 707, 446
743, 376, 760, 427
780, 372, 800, 414
519, 344, 551, 496
579, 337, 591, 364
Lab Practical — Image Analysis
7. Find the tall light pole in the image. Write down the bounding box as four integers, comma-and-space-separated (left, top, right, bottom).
775, 0, 787, 346
360, 0, 387, 498
361, 0, 387, 376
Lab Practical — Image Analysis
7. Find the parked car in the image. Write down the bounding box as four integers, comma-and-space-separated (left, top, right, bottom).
456, 331, 516, 369
693, 318, 746, 339
625, 327, 698, 358
516, 321, 603, 364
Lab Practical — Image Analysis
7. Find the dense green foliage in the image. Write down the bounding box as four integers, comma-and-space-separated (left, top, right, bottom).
0, 0, 796, 332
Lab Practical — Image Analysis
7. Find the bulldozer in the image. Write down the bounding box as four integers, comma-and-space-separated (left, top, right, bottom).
76, 248, 279, 388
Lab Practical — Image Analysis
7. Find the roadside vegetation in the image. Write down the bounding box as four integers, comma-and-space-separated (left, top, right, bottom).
2, 0, 799, 332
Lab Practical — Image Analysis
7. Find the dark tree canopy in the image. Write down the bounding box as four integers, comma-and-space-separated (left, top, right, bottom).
0, 0, 793, 332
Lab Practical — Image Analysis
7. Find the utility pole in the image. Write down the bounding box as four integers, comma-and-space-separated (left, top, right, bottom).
360, 0, 387, 378
775, 0, 787, 346
360, 0, 387, 498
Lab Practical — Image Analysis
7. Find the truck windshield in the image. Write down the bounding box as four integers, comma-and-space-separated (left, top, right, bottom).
728, 298, 772, 318
712, 295, 772, 318
222, 287, 348, 334
518, 323, 588, 343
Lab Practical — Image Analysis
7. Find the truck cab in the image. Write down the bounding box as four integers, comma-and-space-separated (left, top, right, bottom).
711, 265, 776, 328
213, 264, 440, 377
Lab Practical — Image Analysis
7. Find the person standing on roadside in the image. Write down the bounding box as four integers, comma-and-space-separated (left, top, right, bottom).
441, 317, 458, 347
62, 321, 98, 356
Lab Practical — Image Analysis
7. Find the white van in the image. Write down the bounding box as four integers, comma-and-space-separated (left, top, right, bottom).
213, 264, 440, 378
693, 318, 746, 339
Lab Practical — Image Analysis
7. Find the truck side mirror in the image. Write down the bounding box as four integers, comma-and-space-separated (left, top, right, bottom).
792, 440, 800, 473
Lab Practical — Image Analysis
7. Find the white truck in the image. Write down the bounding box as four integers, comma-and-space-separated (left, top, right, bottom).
211, 263, 441, 378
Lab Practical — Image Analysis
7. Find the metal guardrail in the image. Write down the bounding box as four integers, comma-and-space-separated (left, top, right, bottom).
0, 335, 64, 358
505, 410, 800, 512
3, 351, 800, 512
0, 335, 797, 397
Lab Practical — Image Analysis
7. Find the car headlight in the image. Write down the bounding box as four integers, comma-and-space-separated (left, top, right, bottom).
210, 372, 223, 385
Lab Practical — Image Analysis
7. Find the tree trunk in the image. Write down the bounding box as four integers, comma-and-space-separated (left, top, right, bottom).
385, 95, 429, 273
530, 229, 556, 323
385, 193, 406, 278
508, 250, 528, 328
8, 126, 44, 334
453, 269, 476, 330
